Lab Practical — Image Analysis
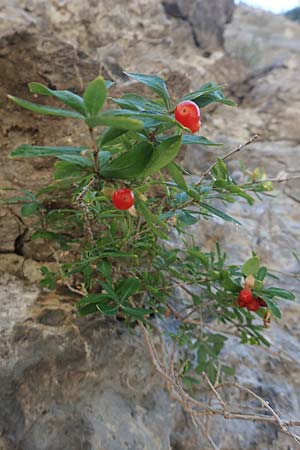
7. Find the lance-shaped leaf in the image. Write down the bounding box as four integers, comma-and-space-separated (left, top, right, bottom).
182, 135, 222, 146
28, 82, 86, 115
83, 76, 107, 116
135, 196, 168, 239
7, 95, 85, 119
142, 135, 182, 177
166, 162, 188, 190
10, 144, 88, 158
242, 256, 260, 277
178, 83, 237, 108
101, 142, 153, 179
124, 72, 171, 109
199, 202, 242, 226
85, 113, 144, 130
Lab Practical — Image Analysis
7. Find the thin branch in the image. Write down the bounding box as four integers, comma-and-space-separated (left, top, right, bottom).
75, 177, 95, 243
139, 322, 300, 446
195, 134, 259, 186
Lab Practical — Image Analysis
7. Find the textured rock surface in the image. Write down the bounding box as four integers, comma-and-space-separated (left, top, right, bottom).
1, 1, 300, 449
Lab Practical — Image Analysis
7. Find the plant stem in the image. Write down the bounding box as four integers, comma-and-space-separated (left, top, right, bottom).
89, 127, 99, 174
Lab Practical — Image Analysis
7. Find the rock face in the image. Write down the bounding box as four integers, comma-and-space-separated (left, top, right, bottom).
1, 1, 300, 449
163, 0, 235, 53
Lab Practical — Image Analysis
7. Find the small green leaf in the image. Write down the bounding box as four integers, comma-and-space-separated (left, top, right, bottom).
242, 256, 260, 277
263, 298, 282, 319
166, 162, 188, 190
105, 80, 115, 89
199, 202, 242, 226
124, 72, 171, 109
54, 161, 86, 179
100, 128, 128, 146
99, 151, 111, 167
8, 95, 84, 119
86, 114, 143, 130
117, 277, 141, 303
143, 136, 182, 177
182, 135, 222, 146
182, 375, 199, 387
135, 196, 168, 239
257, 266, 267, 281
83, 76, 107, 116
212, 159, 229, 180
10, 144, 87, 158
56, 154, 94, 168
221, 365, 235, 376
28, 82, 86, 115
21, 202, 39, 217
121, 305, 153, 318
111, 94, 167, 112
262, 287, 295, 301
178, 83, 237, 108
176, 209, 198, 226
101, 142, 153, 179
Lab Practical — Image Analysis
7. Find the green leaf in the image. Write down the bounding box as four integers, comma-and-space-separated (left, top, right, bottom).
176, 209, 198, 225
212, 159, 229, 180
262, 287, 295, 301
121, 305, 153, 318
96, 304, 119, 316
83, 76, 107, 116
182, 375, 199, 387
77, 293, 113, 306
100, 128, 128, 146
7, 95, 84, 119
242, 256, 260, 277
101, 142, 153, 179
178, 83, 237, 108
117, 277, 141, 303
124, 72, 171, 109
10, 144, 87, 158
111, 94, 167, 113
257, 267, 267, 281
56, 154, 94, 168
214, 181, 255, 205
40, 266, 56, 290
86, 114, 144, 130
221, 365, 235, 376
135, 196, 168, 239
199, 202, 242, 226
54, 161, 86, 179
182, 135, 222, 146
166, 162, 188, 190
28, 82, 86, 115
21, 202, 40, 217
142, 136, 182, 177
105, 80, 115, 89
263, 298, 282, 319
99, 151, 111, 166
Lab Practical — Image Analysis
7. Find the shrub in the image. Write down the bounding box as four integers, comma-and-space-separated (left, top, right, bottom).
6, 73, 296, 425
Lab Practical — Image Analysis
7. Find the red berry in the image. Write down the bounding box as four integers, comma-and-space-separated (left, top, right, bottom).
238, 288, 254, 307
246, 298, 260, 312
175, 100, 201, 133
112, 188, 134, 210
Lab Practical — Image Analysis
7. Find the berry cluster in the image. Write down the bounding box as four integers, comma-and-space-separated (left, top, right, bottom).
238, 288, 267, 312
111, 100, 202, 211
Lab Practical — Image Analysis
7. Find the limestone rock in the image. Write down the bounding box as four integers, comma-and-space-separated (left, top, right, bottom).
1, 1, 300, 449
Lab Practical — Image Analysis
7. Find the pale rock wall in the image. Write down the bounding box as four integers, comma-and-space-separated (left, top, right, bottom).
1, 1, 300, 449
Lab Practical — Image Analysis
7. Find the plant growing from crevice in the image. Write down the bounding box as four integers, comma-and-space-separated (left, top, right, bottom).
5, 72, 300, 444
